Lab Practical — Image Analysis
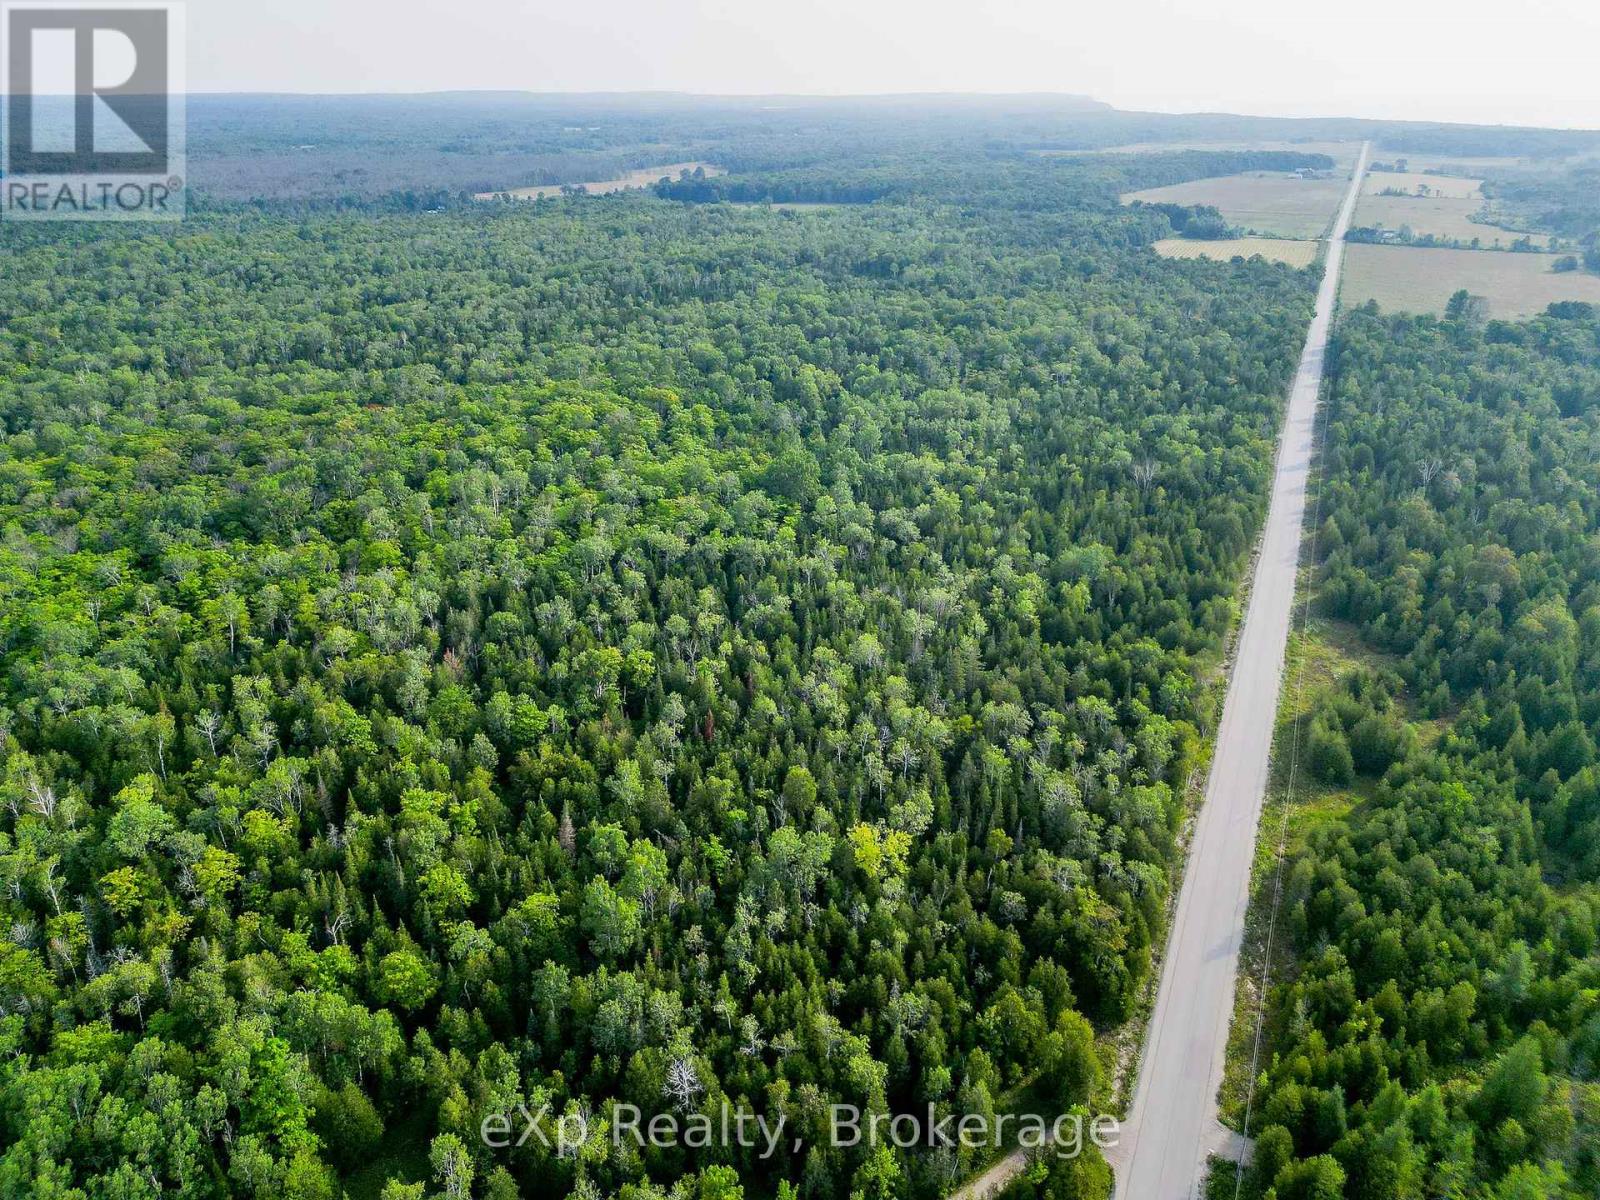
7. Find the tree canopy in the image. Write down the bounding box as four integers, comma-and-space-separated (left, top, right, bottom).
0, 145, 1320, 1200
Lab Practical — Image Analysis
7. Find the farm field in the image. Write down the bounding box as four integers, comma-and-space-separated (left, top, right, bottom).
1362, 169, 1481, 198
1342, 243, 1600, 317
1151, 236, 1320, 267
1353, 192, 1550, 247
1123, 171, 1349, 239
474, 160, 723, 200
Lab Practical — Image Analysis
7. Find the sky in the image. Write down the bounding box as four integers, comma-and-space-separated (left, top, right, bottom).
189, 0, 1600, 130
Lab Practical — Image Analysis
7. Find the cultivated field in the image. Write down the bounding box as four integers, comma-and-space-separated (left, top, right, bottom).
474, 161, 723, 200
1123, 171, 1350, 239
1152, 237, 1320, 267
1353, 192, 1550, 248
1362, 170, 1482, 198
1342, 244, 1600, 318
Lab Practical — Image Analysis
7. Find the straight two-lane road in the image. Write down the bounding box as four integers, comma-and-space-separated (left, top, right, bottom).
1113, 142, 1371, 1200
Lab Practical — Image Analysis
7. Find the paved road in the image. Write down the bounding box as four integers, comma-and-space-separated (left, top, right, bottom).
1112, 142, 1370, 1200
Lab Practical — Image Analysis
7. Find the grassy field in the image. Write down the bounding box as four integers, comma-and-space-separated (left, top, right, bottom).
1353, 192, 1549, 248
1342, 243, 1600, 318
1363, 169, 1482, 198
1124, 172, 1350, 239
1152, 237, 1320, 267
474, 161, 723, 200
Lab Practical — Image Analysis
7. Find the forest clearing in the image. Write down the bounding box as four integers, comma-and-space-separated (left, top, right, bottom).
473, 161, 724, 200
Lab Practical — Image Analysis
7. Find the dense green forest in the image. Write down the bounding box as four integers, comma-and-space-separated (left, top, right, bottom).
0, 143, 1326, 1200
5, 91, 1599, 1200
1236, 303, 1600, 1200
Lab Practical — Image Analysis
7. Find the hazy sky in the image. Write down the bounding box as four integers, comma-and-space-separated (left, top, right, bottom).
190, 0, 1600, 129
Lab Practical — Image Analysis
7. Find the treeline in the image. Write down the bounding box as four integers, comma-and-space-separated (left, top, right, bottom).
648, 150, 1333, 227
1132, 203, 1234, 240
651, 174, 892, 206
1239, 303, 1600, 1200
1482, 160, 1600, 245
1345, 226, 1549, 253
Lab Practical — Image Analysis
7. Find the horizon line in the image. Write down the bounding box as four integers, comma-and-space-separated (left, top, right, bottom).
148, 89, 1600, 134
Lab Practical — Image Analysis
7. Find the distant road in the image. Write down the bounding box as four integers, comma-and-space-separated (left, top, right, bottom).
1111, 142, 1370, 1200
